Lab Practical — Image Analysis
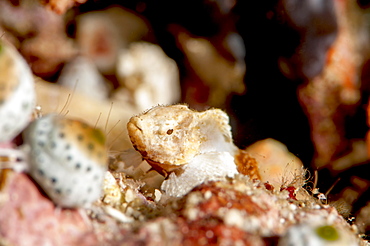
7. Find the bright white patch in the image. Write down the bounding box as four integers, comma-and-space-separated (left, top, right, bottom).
161, 151, 238, 197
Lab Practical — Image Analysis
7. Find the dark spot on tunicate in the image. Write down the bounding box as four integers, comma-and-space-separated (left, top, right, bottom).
66, 189, 72, 194
38, 169, 44, 176
93, 175, 99, 180
65, 144, 70, 150
87, 187, 92, 193
59, 132, 65, 138
75, 163, 81, 169
81, 123, 88, 129
82, 199, 87, 205
86, 166, 91, 172
50, 141, 56, 148
67, 155, 72, 161
166, 129, 174, 135
38, 141, 45, 147
38, 130, 44, 135
77, 135, 84, 141
87, 143, 94, 151
55, 188, 62, 194
51, 177, 57, 183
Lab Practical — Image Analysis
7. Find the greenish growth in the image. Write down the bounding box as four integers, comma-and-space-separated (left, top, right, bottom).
92, 128, 106, 145
0, 42, 3, 54
316, 225, 339, 241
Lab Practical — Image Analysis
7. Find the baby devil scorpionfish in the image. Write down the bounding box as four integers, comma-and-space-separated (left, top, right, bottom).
127, 104, 255, 197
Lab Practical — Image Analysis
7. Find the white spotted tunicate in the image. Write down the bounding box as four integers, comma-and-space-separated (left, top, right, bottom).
23, 114, 108, 208
0, 41, 35, 143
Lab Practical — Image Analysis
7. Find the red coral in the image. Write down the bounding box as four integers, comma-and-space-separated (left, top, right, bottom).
178, 217, 266, 246
193, 184, 267, 219
280, 186, 297, 200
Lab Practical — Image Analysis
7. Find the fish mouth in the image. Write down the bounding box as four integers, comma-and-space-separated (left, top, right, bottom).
127, 118, 143, 137
128, 116, 143, 130
127, 117, 147, 156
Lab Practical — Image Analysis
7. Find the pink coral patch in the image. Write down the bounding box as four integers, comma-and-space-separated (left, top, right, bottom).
0, 172, 97, 246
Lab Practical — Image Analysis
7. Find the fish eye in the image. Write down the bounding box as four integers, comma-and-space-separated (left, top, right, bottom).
166, 129, 174, 135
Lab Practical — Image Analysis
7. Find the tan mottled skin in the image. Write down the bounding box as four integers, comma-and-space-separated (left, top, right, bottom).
127, 105, 238, 169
